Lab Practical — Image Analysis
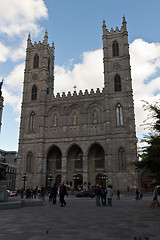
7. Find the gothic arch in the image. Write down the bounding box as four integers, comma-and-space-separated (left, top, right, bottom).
29, 111, 35, 133
46, 145, 62, 184
31, 85, 37, 101
33, 53, 39, 68
26, 151, 33, 173
66, 144, 83, 187
114, 74, 121, 92
112, 41, 119, 57
115, 103, 123, 126
118, 147, 126, 170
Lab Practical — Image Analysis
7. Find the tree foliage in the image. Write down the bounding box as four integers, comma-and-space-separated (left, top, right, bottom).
136, 101, 160, 183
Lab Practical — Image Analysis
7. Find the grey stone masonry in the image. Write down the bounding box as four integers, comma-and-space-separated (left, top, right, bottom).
16, 17, 138, 192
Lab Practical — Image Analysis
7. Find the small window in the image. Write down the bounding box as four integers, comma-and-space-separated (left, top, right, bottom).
112, 41, 119, 57
29, 112, 35, 133
48, 57, 50, 73
33, 54, 39, 68
114, 75, 121, 92
116, 104, 123, 126
118, 148, 126, 170
31, 85, 37, 101
26, 152, 33, 172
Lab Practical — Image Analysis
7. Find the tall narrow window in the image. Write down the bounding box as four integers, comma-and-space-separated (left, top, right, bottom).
48, 57, 50, 73
72, 112, 78, 125
29, 112, 35, 133
93, 110, 98, 124
31, 85, 37, 101
75, 152, 83, 169
114, 75, 121, 92
26, 152, 33, 172
33, 54, 39, 68
118, 148, 126, 170
116, 104, 123, 126
112, 41, 119, 57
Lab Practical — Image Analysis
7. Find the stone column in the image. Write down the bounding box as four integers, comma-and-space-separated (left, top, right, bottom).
83, 156, 89, 189
61, 156, 67, 184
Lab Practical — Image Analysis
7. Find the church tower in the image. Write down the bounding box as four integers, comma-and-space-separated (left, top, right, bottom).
16, 18, 138, 191
17, 32, 55, 186
102, 17, 138, 187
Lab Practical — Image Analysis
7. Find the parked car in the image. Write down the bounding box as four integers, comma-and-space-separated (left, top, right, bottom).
76, 190, 95, 198
7, 190, 18, 197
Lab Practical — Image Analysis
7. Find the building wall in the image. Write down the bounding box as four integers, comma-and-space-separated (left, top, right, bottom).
16, 18, 138, 192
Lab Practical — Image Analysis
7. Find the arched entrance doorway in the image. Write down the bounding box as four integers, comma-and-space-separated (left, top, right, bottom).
67, 144, 83, 189
88, 143, 105, 187
46, 146, 62, 189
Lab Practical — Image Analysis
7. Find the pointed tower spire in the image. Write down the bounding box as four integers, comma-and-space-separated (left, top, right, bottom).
122, 15, 127, 30
27, 33, 31, 48
102, 19, 107, 35
44, 30, 48, 44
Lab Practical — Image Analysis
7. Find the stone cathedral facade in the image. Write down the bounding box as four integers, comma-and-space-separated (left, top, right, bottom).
16, 17, 138, 191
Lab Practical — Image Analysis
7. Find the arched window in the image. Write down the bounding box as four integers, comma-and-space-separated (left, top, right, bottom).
48, 57, 50, 73
31, 85, 37, 101
53, 114, 58, 127
26, 152, 33, 172
95, 149, 104, 169
116, 103, 123, 126
118, 148, 126, 170
75, 152, 83, 169
112, 41, 119, 57
114, 75, 121, 92
29, 112, 35, 133
33, 54, 39, 68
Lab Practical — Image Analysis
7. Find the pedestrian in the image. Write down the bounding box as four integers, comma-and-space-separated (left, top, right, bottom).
135, 188, 140, 200
59, 182, 67, 207
107, 185, 113, 206
101, 187, 107, 206
41, 185, 45, 202
95, 184, 102, 206
52, 183, 58, 204
153, 186, 158, 201
117, 189, 120, 200
37, 186, 41, 199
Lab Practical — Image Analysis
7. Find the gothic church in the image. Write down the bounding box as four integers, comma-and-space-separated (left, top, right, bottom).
16, 17, 138, 191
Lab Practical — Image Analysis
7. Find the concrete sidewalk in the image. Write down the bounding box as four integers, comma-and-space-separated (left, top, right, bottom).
0, 194, 159, 240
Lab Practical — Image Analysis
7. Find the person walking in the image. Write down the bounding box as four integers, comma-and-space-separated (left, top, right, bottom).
101, 187, 107, 206
95, 184, 102, 206
117, 189, 120, 200
59, 182, 67, 207
153, 186, 158, 201
41, 185, 45, 202
107, 185, 113, 206
135, 188, 140, 200
52, 183, 58, 204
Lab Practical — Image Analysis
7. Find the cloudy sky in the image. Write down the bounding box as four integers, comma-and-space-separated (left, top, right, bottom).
0, 0, 160, 151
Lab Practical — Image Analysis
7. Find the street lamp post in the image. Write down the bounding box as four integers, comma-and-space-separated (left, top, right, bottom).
22, 173, 27, 191
48, 173, 54, 189
100, 172, 108, 189
73, 173, 79, 190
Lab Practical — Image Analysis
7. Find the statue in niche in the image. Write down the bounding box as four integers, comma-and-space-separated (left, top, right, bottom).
73, 113, 78, 125
93, 110, 98, 123
53, 114, 58, 126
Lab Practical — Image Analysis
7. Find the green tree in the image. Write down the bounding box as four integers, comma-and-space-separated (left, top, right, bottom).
137, 101, 160, 184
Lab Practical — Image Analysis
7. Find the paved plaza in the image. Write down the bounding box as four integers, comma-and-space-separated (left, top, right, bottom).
0, 194, 159, 240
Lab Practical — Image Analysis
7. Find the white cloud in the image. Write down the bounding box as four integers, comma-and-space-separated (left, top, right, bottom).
0, 0, 48, 37
55, 49, 103, 94
0, 42, 10, 62
130, 39, 160, 138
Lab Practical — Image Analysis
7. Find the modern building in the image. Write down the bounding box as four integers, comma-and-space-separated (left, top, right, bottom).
16, 17, 138, 191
